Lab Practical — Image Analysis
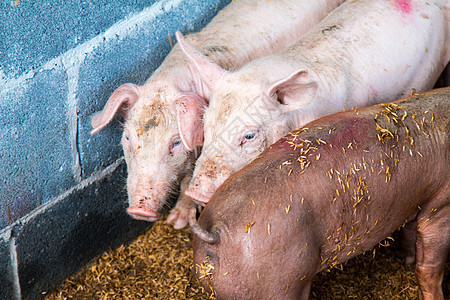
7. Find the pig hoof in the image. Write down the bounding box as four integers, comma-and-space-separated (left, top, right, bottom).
403, 255, 415, 265
167, 208, 189, 229
394, 249, 416, 265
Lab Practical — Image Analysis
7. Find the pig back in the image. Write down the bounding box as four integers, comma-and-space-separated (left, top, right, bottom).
201, 87, 449, 243
194, 88, 449, 298
248, 87, 449, 260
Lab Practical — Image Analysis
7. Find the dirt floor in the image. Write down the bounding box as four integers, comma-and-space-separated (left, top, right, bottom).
45, 216, 449, 299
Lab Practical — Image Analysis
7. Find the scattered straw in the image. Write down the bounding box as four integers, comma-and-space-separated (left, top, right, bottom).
46, 217, 449, 299
45, 216, 207, 299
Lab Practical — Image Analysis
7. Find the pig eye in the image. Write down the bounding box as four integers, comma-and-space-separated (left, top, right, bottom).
244, 132, 256, 140
173, 139, 181, 147
122, 133, 130, 146
240, 131, 258, 146
170, 137, 182, 153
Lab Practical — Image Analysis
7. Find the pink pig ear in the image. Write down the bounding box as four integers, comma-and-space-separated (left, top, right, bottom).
176, 93, 207, 151
267, 70, 318, 112
91, 83, 140, 134
175, 32, 225, 92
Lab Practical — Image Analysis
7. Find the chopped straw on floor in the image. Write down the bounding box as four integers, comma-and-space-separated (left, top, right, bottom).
46, 216, 449, 299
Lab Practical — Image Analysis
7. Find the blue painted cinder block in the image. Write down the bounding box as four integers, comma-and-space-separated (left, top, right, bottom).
15, 161, 152, 298
0, 237, 14, 300
0, 0, 158, 80
0, 67, 74, 228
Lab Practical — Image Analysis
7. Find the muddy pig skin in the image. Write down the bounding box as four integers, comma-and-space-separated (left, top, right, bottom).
179, 0, 450, 204
190, 88, 450, 300
90, 0, 345, 229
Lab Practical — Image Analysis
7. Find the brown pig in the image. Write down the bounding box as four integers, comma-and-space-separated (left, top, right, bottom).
189, 87, 450, 300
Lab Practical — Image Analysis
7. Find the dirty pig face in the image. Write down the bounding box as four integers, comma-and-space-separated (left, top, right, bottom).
176, 34, 318, 203
185, 84, 291, 203
90, 83, 198, 222
203, 87, 285, 167
123, 101, 194, 221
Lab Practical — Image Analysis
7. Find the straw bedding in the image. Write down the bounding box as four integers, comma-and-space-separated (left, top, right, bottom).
46, 216, 449, 299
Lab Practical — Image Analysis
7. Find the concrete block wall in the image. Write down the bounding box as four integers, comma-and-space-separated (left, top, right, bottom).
0, 0, 230, 298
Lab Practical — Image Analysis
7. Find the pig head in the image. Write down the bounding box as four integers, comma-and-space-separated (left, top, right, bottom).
176, 33, 319, 202
91, 83, 199, 223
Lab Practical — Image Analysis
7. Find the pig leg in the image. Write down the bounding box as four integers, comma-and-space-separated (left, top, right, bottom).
396, 220, 417, 265
298, 281, 312, 300
166, 193, 196, 229
415, 197, 450, 300
166, 175, 197, 229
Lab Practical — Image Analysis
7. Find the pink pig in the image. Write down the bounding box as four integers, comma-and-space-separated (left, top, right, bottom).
178, 0, 450, 204
90, 0, 346, 228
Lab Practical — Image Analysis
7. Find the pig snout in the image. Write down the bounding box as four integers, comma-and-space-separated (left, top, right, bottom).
185, 172, 229, 204
185, 180, 216, 204
126, 180, 170, 222
185, 159, 232, 203
127, 192, 161, 222
127, 206, 159, 222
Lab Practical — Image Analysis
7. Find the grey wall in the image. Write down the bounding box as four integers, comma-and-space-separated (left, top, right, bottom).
0, 0, 230, 298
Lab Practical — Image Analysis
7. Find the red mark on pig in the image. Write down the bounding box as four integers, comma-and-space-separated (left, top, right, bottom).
393, 0, 413, 15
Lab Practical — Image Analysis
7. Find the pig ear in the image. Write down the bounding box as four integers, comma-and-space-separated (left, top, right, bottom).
175, 32, 225, 92
91, 83, 140, 134
267, 70, 318, 113
176, 93, 207, 151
